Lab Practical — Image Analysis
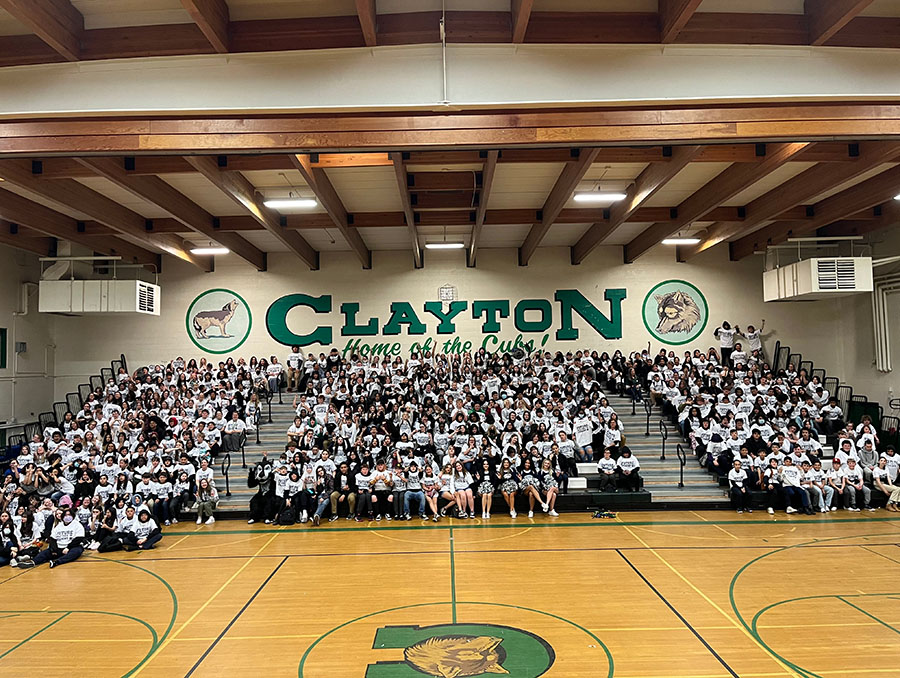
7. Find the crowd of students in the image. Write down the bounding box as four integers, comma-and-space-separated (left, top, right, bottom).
0, 357, 265, 569
247, 345, 644, 524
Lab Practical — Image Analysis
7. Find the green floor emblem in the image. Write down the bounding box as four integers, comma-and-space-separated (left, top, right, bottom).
367, 624, 554, 678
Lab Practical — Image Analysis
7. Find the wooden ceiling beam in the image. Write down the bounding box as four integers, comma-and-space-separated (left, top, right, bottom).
572, 145, 700, 265
0, 159, 209, 270
680, 140, 900, 260
624, 142, 811, 263
468, 150, 498, 268
355, 0, 377, 47
75, 157, 266, 270
408, 172, 482, 191
730, 164, 900, 260
390, 153, 423, 269
818, 204, 899, 237
0, 220, 55, 257
519, 148, 601, 266
511, 0, 534, 43
0, 187, 158, 265
185, 155, 318, 269
0, 0, 83, 61
805, 0, 874, 46
659, 0, 703, 43
181, 0, 230, 53
291, 154, 371, 268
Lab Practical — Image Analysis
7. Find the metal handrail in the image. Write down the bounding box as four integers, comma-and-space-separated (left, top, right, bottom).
221, 453, 232, 497
659, 420, 669, 460
643, 398, 652, 436
675, 443, 686, 488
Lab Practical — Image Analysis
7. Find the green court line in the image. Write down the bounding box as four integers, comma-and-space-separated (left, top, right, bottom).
449, 527, 457, 624
730, 532, 900, 678
837, 596, 900, 637
297, 601, 614, 678
161, 515, 900, 536
0, 611, 70, 661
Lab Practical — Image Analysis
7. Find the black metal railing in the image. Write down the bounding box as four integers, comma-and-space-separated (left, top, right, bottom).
643, 398, 652, 436
659, 420, 669, 461
220, 453, 232, 497
675, 443, 686, 488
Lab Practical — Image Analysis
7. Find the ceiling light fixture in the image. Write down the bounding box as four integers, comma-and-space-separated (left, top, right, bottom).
573, 192, 627, 203
661, 238, 701, 245
190, 246, 230, 255
425, 242, 465, 250
894, 193, 900, 200
263, 198, 318, 209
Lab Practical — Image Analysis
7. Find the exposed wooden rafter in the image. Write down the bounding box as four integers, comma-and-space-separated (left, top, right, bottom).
680, 141, 900, 261
519, 148, 601, 266
623, 142, 811, 263
75, 157, 266, 270
390, 153, 423, 269
180, 0, 230, 53
805, 0, 874, 45
468, 150, 499, 268
659, 0, 703, 43
355, 0, 377, 47
730, 164, 900, 260
0, 219, 55, 257
0, 159, 208, 270
572, 146, 701, 265
185, 155, 319, 270
511, 0, 534, 43
291, 154, 371, 269
0, 0, 83, 61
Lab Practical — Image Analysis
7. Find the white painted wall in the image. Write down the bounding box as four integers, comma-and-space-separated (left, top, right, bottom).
0, 249, 54, 423
2, 44, 900, 118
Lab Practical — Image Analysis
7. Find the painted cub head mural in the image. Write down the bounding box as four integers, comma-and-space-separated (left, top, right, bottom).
655, 290, 702, 335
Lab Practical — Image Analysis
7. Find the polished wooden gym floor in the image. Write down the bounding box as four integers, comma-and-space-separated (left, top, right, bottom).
3, 510, 900, 678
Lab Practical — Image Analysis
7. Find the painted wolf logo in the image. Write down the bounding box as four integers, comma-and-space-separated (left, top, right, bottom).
404, 635, 508, 677
192, 299, 239, 339
655, 290, 702, 334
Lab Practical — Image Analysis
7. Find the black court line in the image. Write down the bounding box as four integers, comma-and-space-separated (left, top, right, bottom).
616, 549, 740, 678
184, 555, 290, 677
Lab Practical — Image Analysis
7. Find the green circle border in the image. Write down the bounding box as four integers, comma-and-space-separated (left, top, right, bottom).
641, 279, 709, 346
184, 288, 253, 355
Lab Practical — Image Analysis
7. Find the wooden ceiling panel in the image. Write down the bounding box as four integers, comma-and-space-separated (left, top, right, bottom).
74, 176, 170, 219
638, 161, 732, 207
721, 162, 815, 206
73, 0, 191, 29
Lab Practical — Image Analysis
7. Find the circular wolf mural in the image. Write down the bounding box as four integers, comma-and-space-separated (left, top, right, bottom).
642, 280, 708, 345
185, 288, 252, 354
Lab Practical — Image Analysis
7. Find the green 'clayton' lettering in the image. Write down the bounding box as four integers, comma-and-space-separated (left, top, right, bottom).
514, 299, 552, 333
423, 301, 468, 334
472, 300, 510, 333
265, 293, 332, 346
382, 302, 427, 335
340, 302, 378, 336
366, 623, 555, 678
555, 288, 626, 340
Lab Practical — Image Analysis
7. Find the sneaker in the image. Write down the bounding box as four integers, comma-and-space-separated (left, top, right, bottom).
527, 510, 534, 518
171, 518, 179, 524
301, 510, 308, 523
549, 510, 559, 517
747, 509, 753, 513
850, 507, 861, 512
786, 507, 797, 514
482, 511, 487, 519
830, 506, 837, 512
404, 514, 411, 521
510, 510, 517, 518
329, 515, 339, 522
737, 510, 743, 514
355, 516, 363, 522
458, 512, 467, 519
247, 519, 256, 524
376, 514, 382, 521
313, 514, 320, 526
18, 554, 31, 563
347, 514, 354, 520
469, 513, 475, 519
419, 514, 425, 520
205, 517, 215, 524
541, 503, 549, 513
89, 541, 100, 550
432, 515, 438, 522
386, 515, 392, 521
9, 558, 16, 567
264, 519, 273, 524
196, 517, 203, 524
164, 520, 171, 526
866, 507, 876, 512
49, 561, 57, 569
16, 560, 35, 569
767, 507, 774, 514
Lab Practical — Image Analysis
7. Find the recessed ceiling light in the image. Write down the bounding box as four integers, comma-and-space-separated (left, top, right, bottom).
263, 198, 318, 209
190, 246, 230, 255
894, 193, 900, 201
661, 238, 701, 245
425, 242, 465, 249
573, 192, 627, 203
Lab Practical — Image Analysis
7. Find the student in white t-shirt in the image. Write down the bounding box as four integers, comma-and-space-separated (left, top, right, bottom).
714, 321, 739, 366
728, 459, 752, 513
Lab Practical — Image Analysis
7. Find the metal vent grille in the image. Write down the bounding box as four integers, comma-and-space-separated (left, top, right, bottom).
817, 259, 856, 290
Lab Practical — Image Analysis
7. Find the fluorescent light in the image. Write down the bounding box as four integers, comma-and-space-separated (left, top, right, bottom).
573, 192, 627, 203
425, 242, 465, 250
894, 193, 900, 201
263, 198, 318, 209
661, 238, 701, 246
190, 246, 230, 255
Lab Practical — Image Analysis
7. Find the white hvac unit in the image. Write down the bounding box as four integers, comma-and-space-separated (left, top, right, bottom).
38, 280, 161, 315
763, 257, 873, 302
